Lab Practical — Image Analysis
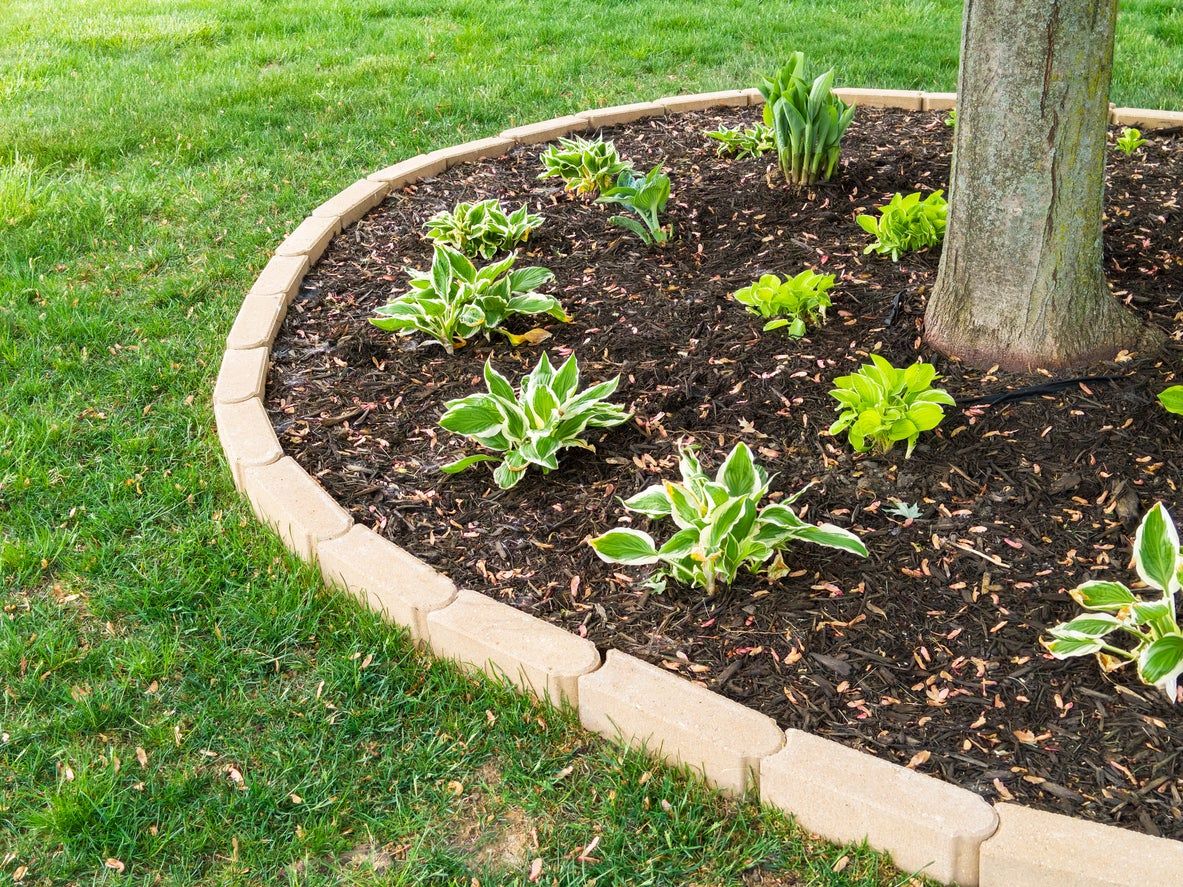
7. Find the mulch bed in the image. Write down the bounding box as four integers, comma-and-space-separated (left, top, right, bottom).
266, 106, 1183, 838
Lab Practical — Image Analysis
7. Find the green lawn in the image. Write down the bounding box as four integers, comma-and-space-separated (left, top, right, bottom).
1, 0, 1179, 883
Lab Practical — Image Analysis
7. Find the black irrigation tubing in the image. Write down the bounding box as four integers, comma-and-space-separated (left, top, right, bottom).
954, 374, 1129, 408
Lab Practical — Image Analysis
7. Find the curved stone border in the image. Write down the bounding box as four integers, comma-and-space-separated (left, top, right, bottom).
214, 88, 1183, 886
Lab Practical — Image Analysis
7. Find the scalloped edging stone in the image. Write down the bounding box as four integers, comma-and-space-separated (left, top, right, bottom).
318, 524, 456, 643
979, 803, 1183, 886
579, 650, 784, 796
427, 589, 600, 706
762, 730, 998, 886
213, 87, 1183, 886
242, 456, 352, 559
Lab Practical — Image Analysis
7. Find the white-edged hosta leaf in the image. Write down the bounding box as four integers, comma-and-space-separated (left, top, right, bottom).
1137, 635, 1183, 700
1134, 502, 1179, 593
1069, 580, 1137, 611
793, 523, 868, 557
622, 485, 672, 518
1047, 613, 1123, 639
1044, 635, 1106, 659
716, 441, 758, 496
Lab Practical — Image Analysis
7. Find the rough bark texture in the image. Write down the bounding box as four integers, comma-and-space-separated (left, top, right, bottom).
925, 0, 1155, 372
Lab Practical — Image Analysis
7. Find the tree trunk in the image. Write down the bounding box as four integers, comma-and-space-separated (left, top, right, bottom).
924, 0, 1157, 373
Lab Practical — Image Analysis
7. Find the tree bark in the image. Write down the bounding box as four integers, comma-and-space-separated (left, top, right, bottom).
925, 0, 1158, 372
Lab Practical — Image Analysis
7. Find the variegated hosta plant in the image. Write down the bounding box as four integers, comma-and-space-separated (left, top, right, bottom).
538, 136, 631, 196
1044, 503, 1183, 702
589, 442, 867, 595
439, 354, 631, 490
370, 244, 567, 353
424, 199, 543, 260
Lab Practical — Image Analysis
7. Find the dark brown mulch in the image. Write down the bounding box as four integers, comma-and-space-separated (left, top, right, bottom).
266, 106, 1183, 838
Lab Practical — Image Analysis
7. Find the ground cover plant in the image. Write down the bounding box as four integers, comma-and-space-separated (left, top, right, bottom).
596, 164, 672, 245
1116, 126, 1150, 157
538, 136, 631, 196
4, 0, 1181, 880
271, 103, 1183, 841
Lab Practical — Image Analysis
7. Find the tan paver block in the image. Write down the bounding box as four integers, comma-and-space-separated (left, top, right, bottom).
501, 114, 590, 145
582, 101, 666, 128
578, 650, 783, 795
923, 91, 958, 111
980, 803, 1183, 887
275, 215, 340, 262
431, 136, 516, 169
761, 730, 996, 886
834, 88, 924, 110
225, 294, 287, 351
213, 347, 268, 404
247, 253, 309, 299
426, 589, 599, 706
213, 397, 282, 490
656, 90, 750, 114
367, 152, 449, 184
319, 525, 456, 642
242, 457, 352, 559
1111, 107, 1183, 131
740, 87, 765, 106
311, 178, 389, 228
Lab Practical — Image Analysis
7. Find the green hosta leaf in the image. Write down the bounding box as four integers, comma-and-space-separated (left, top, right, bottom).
439, 398, 504, 437
1137, 635, 1183, 699
1134, 502, 1180, 593
623, 485, 673, 518
590, 528, 660, 564
440, 454, 500, 474
658, 526, 700, 560
1159, 385, 1183, 416
1070, 580, 1137, 611
1131, 599, 1174, 626
908, 401, 945, 432
1045, 635, 1106, 659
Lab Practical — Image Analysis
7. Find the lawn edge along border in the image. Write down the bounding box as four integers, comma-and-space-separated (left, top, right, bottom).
214, 88, 1183, 887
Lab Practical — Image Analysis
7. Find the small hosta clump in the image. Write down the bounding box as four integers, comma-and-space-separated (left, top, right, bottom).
538, 136, 631, 196
589, 442, 866, 595
424, 199, 543, 259
828, 355, 955, 457
1044, 503, 1183, 702
370, 244, 566, 353
705, 123, 775, 159
596, 165, 672, 245
439, 354, 631, 489
731, 270, 835, 336
857, 190, 947, 261
1115, 126, 1148, 157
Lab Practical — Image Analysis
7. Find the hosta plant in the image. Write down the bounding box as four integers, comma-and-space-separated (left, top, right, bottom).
944, 108, 958, 128
758, 53, 856, 187
1044, 503, 1183, 702
828, 355, 955, 457
538, 136, 631, 196
731, 270, 835, 336
597, 165, 672, 245
371, 244, 566, 353
1159, 385, 1183, 415
424, 199, 543, 259
857, 190, 948, 261
1115, 126, 1148, 157
439, 354, 631, 489
706, 123, 775, 158
589, 442, 866, 595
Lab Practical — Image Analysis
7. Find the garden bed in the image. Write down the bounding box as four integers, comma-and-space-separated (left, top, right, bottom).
266, 106, 1183, 838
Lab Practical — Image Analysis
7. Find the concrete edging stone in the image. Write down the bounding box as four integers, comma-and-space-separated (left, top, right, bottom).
213, 86, 1183, 886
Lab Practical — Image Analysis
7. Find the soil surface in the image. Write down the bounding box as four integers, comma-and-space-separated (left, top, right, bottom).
266, 107, 1183, 838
